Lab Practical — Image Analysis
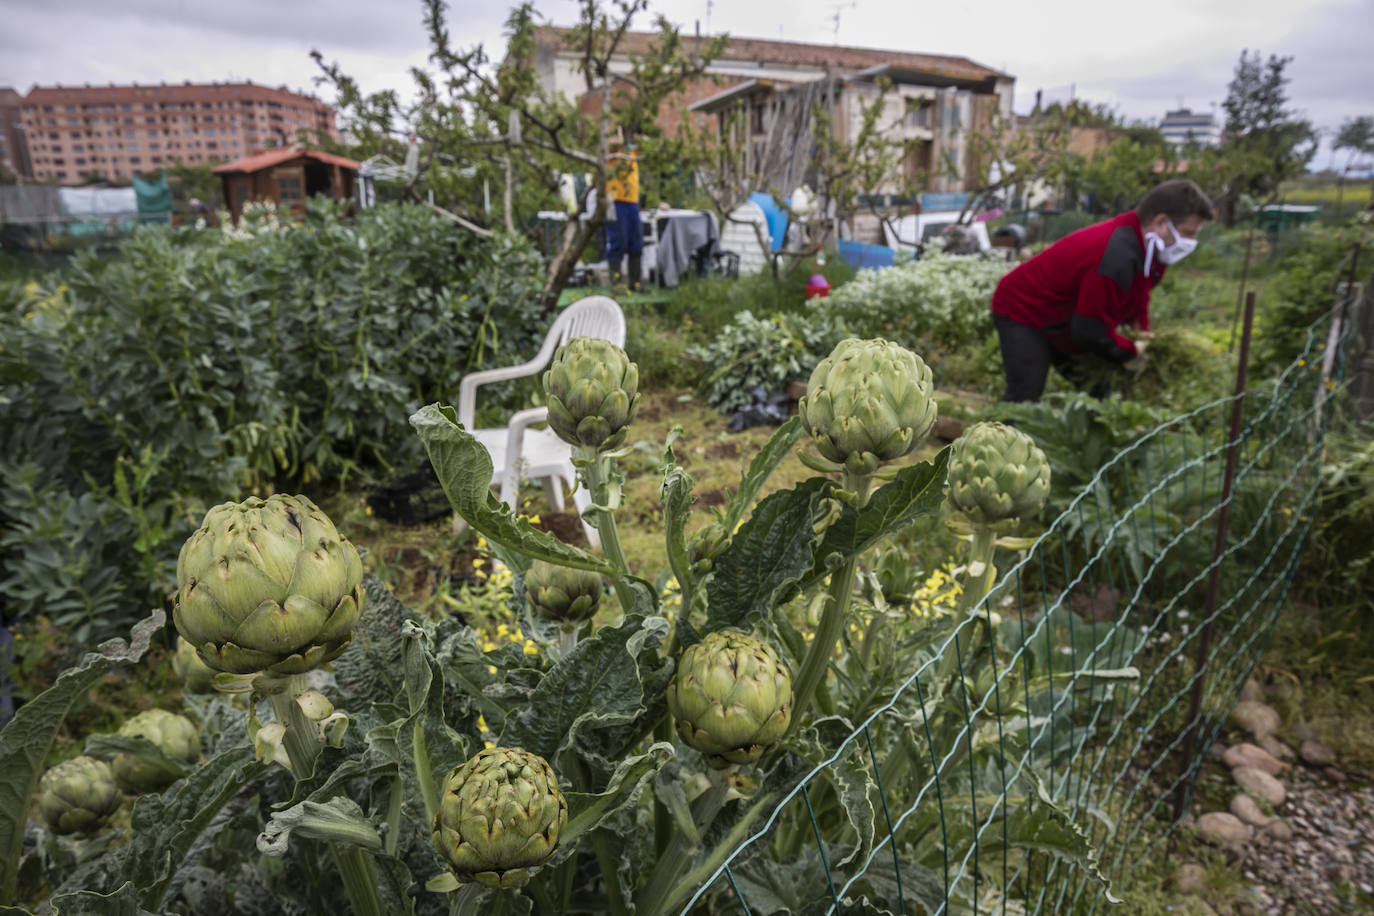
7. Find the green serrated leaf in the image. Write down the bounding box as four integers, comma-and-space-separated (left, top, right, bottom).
0, 609, 165, 905
46, 881, 151, 916
705, 478, 830, 633
409, 404, 616, 575
120, 746, 265, 910
800, 449, 950, 591
561, 742, 674, 849
661, 462, 695, 598
721, 416, 805, 533
499, 616, 669, 762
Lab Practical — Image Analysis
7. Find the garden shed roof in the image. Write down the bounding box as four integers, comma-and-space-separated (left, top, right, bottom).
213, 146, 359, 176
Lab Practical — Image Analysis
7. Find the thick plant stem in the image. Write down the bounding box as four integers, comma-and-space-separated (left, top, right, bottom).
569, 756, 631, 916
330, 843, 386, 916
636, 769, 733, 915
578, 448, 636, 612
956, 526, 998, 615
786, 470, 873, 738
266, 677, 322, 780
558, 623, 579, 657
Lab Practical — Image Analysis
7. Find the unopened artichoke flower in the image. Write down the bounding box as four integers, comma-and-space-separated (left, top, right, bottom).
38, 756, 121, 835
667, 630, 793, 768
799, 338, 937, 475
174, 494, 364, 676
433, 747, 568, 888
524, 560, 604, 624
111, 709, 201, 794
172, 636, 218, 693
543, 337, 640, 451
948, 422, 1052, 526
687, 521, 730, 575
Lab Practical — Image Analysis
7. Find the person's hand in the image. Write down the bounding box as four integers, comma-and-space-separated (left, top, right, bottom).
1132, 338, 1151, 358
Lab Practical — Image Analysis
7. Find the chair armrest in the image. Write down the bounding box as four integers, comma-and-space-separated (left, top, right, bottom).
457, 358, 549, 428
498, 407, 551, 505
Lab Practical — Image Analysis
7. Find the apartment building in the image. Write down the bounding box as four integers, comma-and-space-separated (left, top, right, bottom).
16, 81, 338, 184
1159, 108, 1220, 149
0, 88, 27, 177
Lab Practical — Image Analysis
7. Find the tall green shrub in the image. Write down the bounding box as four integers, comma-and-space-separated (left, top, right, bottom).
0, 201, 546, 640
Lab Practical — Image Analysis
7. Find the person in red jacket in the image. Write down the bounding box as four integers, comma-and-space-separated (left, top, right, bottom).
992, 179, 1215, 402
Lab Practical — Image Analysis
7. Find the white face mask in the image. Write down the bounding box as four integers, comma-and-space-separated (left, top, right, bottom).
1144, 217, 1197, 273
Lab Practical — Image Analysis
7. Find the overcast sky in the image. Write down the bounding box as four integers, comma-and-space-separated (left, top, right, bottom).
3, 0, 1370, 167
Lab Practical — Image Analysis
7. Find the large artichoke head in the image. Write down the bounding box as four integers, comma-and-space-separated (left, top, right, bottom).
433, 747, 568, 888
543, 337, 639, 451
799, 338, 937, 475
172, 636, 218, 693
524, 560, 604, 624
667, 630, 793, 769
111, 709, 201, 794
174, 494, 364, 676
948, 422, 1052, 526
38, 756, 121, 835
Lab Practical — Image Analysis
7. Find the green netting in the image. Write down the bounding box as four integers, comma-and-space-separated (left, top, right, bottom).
679, 284, 1362, 914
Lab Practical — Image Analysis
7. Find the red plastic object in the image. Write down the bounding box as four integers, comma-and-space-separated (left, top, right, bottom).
805, 274, 830, 300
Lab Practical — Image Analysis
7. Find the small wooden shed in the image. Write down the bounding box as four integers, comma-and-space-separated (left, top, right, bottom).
213, 146, 360, 223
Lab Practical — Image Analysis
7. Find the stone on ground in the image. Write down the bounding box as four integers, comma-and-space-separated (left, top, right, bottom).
1197, 811, 1254, 849
1233, 766, 1286, 807
1229, 793, 1274, 828
1229, 700, 1280, 740
1221, 742, 1284, 775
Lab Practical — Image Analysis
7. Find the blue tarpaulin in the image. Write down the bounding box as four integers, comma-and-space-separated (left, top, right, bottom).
836, 239, 895, 270
748, 192, 788, 252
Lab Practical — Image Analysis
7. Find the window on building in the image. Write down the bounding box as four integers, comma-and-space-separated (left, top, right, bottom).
74, 157, 87, 166
42, 105, 54, 112
129, 157, 141, 165
147, 130, 158, 138
150, 142, 161, 151
206, 142, 218, 150
53, 157, 65, 165
72, 144, 84, 152
128, 144, 139, 152
151, 155, 162, 163
56, 170, 68, 179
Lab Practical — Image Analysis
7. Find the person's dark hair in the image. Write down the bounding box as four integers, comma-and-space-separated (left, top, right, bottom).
1136, 179, 1215, 225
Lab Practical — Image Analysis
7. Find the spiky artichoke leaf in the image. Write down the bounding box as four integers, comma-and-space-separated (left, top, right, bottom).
721, 416, 806, 533
556, 742, 674, 858
800, 448, 951, 591
410, 404, 617, 576
704, 478, 832, 635
500, 615, 669, 762
0, 609, 164, 904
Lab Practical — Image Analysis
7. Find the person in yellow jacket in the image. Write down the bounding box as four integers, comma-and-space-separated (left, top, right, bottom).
604, 141, 643, 289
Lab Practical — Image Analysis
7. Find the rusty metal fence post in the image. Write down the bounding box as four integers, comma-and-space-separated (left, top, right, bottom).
1173, 289, 1257, 821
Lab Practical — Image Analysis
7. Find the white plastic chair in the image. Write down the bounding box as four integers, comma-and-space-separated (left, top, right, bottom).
456, 296, 626, 547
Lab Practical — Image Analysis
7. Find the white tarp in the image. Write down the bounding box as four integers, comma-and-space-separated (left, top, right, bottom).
58, 187, 138, 218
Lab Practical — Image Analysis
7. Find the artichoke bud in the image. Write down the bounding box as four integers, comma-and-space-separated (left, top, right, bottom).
687, 522, 730, 574
799, 339, 937, 474
111, 709, 201, 794
543, 337, 640, 451
666, 630, 793, 769
872, 548, 921, 606
38, 756, 121, 835
172, 636, 218, 693
948, 422, 1052, 527
524, 560, 604, 624
173, 494, 364, 677
432, 747, 568, 888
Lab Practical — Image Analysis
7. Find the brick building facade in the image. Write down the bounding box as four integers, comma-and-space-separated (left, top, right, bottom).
11, 81, 338, 184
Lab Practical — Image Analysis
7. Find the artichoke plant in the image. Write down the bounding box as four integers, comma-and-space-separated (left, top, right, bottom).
171, 636, 218, 693
667, 630, 793, 768
543, 337, 640, 451
687, 521, 730, 575
38, 756, 121, 835
432, 747, 568, 888
798, 338, 938, 475
111, 709, 201, 794
524, 560, 603, 624
948, 422, 1052, 526
173, 494, 364, 676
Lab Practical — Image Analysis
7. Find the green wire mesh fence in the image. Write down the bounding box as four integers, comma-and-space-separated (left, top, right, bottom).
680, 285, 1364, 915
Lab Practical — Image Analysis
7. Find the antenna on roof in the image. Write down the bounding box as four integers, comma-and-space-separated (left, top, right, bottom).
830, 1, 856, 44
705, 0, 713, 34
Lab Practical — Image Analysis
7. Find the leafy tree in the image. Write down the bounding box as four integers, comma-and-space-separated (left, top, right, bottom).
313, 0, 722, 307
1333, 115, 1374, 209
1198, 50, 1315, 225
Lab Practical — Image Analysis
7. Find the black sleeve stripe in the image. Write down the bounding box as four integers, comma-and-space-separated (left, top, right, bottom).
1097, 225, 1142, 293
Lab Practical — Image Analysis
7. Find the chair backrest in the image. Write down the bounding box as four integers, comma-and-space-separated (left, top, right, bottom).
552, 295, 626, 350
